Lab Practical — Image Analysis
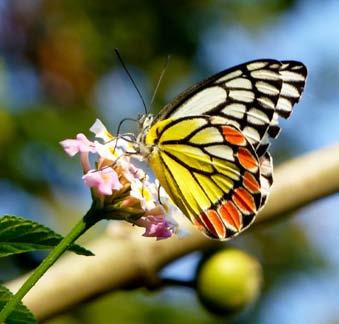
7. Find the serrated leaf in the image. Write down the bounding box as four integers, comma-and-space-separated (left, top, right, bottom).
0, 285, 37, 324
0, 215, 94, 257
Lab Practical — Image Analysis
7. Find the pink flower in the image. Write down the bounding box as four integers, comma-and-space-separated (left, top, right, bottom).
135, 214, 173, 240
83, 167, 122, 195
60, 133, 96, 156
61, 119, 184, 241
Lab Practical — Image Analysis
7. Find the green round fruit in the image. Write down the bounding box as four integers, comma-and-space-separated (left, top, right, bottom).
196, 248, 262, 315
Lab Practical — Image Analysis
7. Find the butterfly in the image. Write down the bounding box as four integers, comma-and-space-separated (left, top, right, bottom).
136, 59, 307, 240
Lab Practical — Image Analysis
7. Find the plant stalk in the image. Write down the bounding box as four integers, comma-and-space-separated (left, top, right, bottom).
0, 204, 100, 322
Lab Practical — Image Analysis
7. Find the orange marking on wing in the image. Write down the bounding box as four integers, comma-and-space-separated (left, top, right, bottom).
218, 201, 242, 231
232, 187, 257, 214
207, 209, 226, 238
243, 171, 260, 193
200, 212, 218, 238
192, 216, 206, 232
200, 210, 225, 239
222, 126, 246, 146
237, 147, 258, 172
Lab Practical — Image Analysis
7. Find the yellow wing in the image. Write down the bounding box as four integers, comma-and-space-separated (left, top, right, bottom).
145, 116, 263, 240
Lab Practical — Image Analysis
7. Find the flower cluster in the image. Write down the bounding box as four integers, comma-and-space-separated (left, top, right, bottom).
60, 119, 181, 240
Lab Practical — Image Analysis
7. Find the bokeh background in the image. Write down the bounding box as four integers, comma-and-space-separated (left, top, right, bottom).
1, 0, 339, 323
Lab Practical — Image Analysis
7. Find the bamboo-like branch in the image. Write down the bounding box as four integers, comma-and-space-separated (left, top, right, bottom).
6, 144, 339, 321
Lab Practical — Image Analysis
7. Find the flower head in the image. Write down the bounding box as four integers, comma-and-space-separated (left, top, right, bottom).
61, 119, 183, 240
83, 167, 122, 196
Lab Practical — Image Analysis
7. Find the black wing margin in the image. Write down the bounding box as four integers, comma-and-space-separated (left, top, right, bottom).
155, 59, 307, 157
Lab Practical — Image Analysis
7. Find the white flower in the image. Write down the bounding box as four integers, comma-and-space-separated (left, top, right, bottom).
130, 178, 158, 211
90, 119, 114, 142
95, 141, 124, 161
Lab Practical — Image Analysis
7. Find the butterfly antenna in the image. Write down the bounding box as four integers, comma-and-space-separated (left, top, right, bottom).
149, 55, 171, 111
113, 117, 138, 155
116, 117, 138, 136
114, 48, 148, 114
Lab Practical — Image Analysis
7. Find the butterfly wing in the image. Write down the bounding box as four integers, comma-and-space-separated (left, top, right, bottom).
155, 59, 307, 157
145, 116, 263, 240
142, 59, 307, 239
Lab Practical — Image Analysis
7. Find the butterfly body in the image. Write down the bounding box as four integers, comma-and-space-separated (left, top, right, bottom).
136, 59, 307, 240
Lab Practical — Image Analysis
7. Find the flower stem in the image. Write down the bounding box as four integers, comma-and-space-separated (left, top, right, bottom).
0, 204, 100, 322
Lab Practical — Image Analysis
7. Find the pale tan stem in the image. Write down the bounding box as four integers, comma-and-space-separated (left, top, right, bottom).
6, 144, 339, 321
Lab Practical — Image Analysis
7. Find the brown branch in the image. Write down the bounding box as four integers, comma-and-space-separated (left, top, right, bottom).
6, 144, 339, 321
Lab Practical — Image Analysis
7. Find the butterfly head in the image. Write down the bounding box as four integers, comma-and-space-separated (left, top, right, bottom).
138, 113, 154, 128
137, 114, 154, 140
134, 113, 155, 157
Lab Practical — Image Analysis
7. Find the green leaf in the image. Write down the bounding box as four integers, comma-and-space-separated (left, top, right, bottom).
0, 285, 37, 324
0, 215, 94, 257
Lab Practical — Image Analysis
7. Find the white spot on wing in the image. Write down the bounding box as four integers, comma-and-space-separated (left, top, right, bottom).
291, 65, 304, 70
227, 120, 241, 129
258, 134, 270, 150
171, 87, 227, 118
251, 69, 280, 80
247, 62, 268, 71
225, 78, 252, 89
281, 83, 300, 97
222, 103, 246, 119
216, 70, 242, 82
255, 81, 280, 95
247, 108, 270, 125
280, 70, 305, 82
260, 176, 270, 199
243, 126, 260, 143
229, 90, 254, 103
258, 96, 275, 109
269, 63, 280, 69
260, 153, 273, 176
205, 145, 235, 161
271, 112, 279, 125
210, 116, 229, 124
276, 97, 292, 112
